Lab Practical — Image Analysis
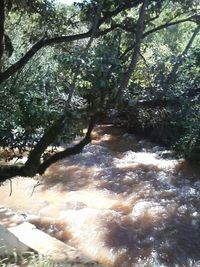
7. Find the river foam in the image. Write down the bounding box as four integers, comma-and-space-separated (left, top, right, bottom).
1, 125, 200, 266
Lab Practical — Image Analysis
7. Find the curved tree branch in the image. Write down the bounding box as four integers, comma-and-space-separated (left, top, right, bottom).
38, 113, 97, 174
0, 31, 92, 84
143, 15, 199, 38
0, 0, 145, 84
98, 0, 142, 26
23, 114, 67, 176
0, 114, 97, 183
120, 15, 199, 60
0, 22, 134, 84
1, 1, 198, 84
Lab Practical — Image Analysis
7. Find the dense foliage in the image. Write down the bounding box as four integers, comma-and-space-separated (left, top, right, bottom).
0, 0, 199, 181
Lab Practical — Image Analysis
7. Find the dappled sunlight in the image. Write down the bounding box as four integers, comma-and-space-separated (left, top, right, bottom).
62, 190, 121, 210
1, 125, 200, 266
92, 125, 139, 153
114, 150, 183, 170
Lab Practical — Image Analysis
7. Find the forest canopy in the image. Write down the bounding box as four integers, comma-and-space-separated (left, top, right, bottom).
0, 0, 200, 182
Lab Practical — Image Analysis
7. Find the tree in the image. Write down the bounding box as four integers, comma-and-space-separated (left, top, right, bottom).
0, 0, 199, 182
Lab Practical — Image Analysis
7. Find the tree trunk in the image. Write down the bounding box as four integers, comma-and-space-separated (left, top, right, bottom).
23, 114, 66, 176
0, 114, 97, 183
115, 0, 148, 103
38, 114, 96, 174
163, 24, 200, 89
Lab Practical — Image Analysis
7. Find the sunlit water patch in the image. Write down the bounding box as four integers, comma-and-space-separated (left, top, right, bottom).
1, 125, 200, 266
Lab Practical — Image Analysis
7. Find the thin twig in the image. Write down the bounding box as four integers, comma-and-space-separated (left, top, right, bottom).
9, 179, 12, 196
31, 180, 42, 197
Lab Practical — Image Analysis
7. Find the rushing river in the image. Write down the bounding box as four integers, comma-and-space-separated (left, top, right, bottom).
1, 125, 200, 267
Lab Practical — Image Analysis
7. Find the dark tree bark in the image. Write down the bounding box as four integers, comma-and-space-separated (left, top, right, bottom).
0, 165, 25, 183
0, 31, 92, 84
98, 0, 142, 26
38, 114, 96, 174
0, 0, 145, 84
23, 114, 66, 176
0, 0, 199, 183
0, 0, 198, 84
0, 114, 97, 183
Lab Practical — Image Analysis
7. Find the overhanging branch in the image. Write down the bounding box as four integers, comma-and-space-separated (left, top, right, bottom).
98, 0, 142, 26
38, 113, 97, 174
143, 15, 199, 38
0, 31, 92, 84
0, 0, 145, 84
120, 15, 199, 59
0, 114, 97, 183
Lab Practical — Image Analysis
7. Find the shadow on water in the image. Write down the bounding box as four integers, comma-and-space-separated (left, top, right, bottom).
103, 210, 200, 267
28, 217, 71, 243
41, 126, 155, 193
41, 163, 95, 191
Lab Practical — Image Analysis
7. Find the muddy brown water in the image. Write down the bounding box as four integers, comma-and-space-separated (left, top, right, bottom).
1, 125, 200, 267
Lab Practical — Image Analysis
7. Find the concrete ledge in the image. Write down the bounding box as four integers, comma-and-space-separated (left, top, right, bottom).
0, 224, 29, 255
9, 222, 88, 263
